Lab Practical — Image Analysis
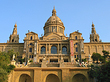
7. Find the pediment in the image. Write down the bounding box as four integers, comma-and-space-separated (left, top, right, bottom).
43, 33, 62, 40
70, 31, 82, 35
26, 32, 38, 35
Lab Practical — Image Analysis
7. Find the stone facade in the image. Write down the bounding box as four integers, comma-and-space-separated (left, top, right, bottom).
0, 8, 110, 63
1, 7, 109, 82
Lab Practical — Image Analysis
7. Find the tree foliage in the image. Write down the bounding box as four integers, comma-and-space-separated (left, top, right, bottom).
0, 50, 15, 82
91, 53, 101, 63
88, 61, 110, 82
82, 58, 87, 62
102, 50, 109, 63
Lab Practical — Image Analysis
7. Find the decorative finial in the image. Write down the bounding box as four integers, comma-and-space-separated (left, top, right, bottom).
53, 6, 55, 9
92, 22, 94, 27
28, 30, 30, 33
14, 23, 17, 27
66, 34, 67, 37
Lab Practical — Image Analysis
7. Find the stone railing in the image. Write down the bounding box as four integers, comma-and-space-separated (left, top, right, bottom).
39, 54, 69, 56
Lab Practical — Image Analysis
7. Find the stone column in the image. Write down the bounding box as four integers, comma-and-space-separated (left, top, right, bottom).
34, 42, 37, 55
46, 44, 47, 54
62, 69, 70, 82
49, 44, 50, 54
39, 44, 40, 54
67, 44, 69, 54
96, 46, 97, 53
102, 45, 104, 50
34, 69, 42, 82
58, 43, 59, 54
37, 41, 38, 53
61, 44, 62, 54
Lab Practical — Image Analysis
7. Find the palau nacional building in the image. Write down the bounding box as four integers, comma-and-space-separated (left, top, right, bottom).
1, 8, 110, 82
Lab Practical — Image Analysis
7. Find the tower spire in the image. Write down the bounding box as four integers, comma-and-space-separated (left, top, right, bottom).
91, 22, 96, 34
92, 22, 95, 27
13, 23, 17, 35
8, 23, 19, 43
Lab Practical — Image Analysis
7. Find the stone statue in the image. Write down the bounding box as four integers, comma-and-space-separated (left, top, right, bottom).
12, 54, 15, 61
43, 55, 46, 61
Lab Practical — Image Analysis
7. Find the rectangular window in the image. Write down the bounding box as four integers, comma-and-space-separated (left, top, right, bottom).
64, 59, 68, 62
29, 55, 31, 58
50, 59, 58, 62
52, 26, 57, 32
74, 55, 76, 58
32, 55, 33, 58
29, 48, 32, 52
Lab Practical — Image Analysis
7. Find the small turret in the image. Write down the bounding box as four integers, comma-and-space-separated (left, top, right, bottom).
8, 23, 19, 43
90, 22, 100, 42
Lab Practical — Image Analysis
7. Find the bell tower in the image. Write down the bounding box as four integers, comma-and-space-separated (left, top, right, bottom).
8, 23, 19, 43
90, 22, 100, 42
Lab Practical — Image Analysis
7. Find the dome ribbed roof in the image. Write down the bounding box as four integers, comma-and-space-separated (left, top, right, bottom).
44, 8, 64, 26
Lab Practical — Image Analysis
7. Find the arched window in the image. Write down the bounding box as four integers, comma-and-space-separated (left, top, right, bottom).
12, 39, 14, 42
62, 46, 67, 54
75, 36, 77, 39
41, 46, 46, 54
76, 47, 78, 52
51, 46, 57, 54
30, 36, 32, 40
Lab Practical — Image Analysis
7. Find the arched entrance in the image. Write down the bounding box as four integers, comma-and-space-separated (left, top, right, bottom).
19, 74, 32, 82
72, 74, 87, 82
46, 74, 60, 82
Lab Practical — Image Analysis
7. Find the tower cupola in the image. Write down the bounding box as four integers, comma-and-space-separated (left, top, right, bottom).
90, 22, 100, 42
52, 7, 56, 16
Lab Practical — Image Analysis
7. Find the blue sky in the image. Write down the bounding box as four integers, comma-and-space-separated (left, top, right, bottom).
0, 0, 110, 43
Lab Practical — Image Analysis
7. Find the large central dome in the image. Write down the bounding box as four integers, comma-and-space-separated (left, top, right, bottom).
43, 8, 65, 36
45, 8, 63, 24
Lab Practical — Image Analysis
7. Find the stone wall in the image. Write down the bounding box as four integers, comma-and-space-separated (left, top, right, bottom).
9, 67, 93, 82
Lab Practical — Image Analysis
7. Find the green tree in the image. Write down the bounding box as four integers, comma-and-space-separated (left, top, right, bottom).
7, 49, 15, 60
91, 53, 101, 63
75, 57, 79, 62
0, 51, 15, 82
99, 56, 105, 63
82, 58, 87, 63
88, 61, 110, 82
102, 50, 109, 63
0, 68, 8, 82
